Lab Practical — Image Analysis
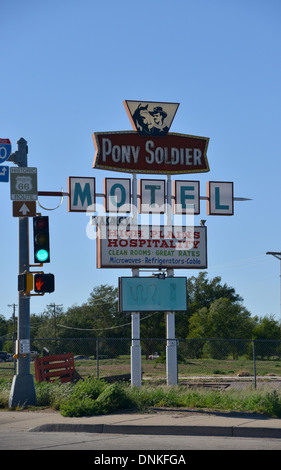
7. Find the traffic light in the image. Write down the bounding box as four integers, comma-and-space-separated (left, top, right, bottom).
34, 273, 55, 293
33, 216, 50, 263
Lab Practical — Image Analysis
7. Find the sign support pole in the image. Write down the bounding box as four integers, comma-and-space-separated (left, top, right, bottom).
166, 174, 178, 385
8, 138, 36, 407
130, 173, 141, 387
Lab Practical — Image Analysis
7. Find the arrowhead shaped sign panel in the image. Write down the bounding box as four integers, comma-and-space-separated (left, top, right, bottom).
123, 100, 179, 137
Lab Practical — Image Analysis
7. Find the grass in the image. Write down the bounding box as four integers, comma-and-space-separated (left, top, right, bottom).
1, 356, 281, 380
1, 376, 281, 418
1, 354, 281, 418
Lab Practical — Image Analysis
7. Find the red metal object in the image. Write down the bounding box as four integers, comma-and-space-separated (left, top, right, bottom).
34, 353, 75, 383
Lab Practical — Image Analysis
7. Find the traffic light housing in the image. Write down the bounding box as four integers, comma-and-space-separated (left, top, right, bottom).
34, 273, 55, 293
18, 272, 34, 294
33, 216, 50, 263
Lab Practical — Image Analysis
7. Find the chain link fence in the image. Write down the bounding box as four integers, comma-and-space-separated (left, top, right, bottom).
1, 337, 281, 387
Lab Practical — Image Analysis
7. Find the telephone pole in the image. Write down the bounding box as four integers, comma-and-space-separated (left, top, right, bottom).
47, 303, 63, 339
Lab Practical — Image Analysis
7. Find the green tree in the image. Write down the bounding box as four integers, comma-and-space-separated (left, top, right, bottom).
140, 311, 166, 359
0, 314, 9, 351
52, 285, 130, 357
187, 272, 243, 314
176, 272, 243, 338
188, 297, 254, 359
252, 315, 280, 359
0, 314, 8, 338
87, 284, 129, 338
253, 315, 280, 340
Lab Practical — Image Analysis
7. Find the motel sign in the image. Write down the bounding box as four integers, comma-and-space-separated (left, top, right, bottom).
67, 176, 234, 216
66, 100, 249, 388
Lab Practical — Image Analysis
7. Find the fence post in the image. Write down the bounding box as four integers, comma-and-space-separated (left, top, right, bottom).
252, 340, 256, 389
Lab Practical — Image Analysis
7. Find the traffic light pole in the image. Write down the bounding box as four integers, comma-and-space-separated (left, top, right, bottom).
9, 138, 36, 407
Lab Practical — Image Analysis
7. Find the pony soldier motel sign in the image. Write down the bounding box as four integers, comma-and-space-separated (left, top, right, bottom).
92, 101, 210, 174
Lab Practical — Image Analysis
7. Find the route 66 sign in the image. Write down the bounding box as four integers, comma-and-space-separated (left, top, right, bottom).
10, 167, 38, 200
15, 175, 32, 192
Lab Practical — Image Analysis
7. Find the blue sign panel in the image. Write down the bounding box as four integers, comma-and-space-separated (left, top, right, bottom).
0, 139, 12, 164
119, 276, 187, 312
0, 165, 9, 182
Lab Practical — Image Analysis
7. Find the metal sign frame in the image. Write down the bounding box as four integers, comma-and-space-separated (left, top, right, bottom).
119, 276, 187, 312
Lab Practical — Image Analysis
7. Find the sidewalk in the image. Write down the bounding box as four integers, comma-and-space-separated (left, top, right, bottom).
1, 408, 281, 438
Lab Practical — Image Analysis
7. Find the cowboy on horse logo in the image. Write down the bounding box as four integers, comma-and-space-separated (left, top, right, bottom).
123, 100, 179, 137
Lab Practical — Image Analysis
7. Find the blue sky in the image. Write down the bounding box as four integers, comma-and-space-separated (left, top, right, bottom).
1, 0, 281, 326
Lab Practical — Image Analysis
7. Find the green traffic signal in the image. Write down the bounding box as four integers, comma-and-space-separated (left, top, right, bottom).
33, 216, 50, 263
36, 249, 49, 263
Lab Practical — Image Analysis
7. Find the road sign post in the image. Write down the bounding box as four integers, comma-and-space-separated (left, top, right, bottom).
9, 138, 36, 408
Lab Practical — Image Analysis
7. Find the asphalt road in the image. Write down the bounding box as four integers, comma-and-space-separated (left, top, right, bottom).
1, 430, 281, 451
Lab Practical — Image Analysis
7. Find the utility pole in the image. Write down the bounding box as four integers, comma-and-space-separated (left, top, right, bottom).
47, 303, 63, 339
8, 138, 37, 407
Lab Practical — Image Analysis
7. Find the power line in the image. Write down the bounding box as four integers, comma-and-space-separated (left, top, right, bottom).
57, 312, 159, 332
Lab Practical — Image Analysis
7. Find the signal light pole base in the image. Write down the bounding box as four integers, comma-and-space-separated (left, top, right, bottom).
9, 373, 36, 407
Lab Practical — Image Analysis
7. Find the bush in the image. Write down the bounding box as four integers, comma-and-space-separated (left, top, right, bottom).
0, 382, 10, 408
36, 382, 73, 409
69, 377, 107, 401
3, 375, 281, 419
96, 382, 135, 414
60, 396, 100, 417
60, 378, 135, 417
129, 385, 186, 411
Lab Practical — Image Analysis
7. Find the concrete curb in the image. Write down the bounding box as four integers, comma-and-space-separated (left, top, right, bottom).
29, 423, 281, 438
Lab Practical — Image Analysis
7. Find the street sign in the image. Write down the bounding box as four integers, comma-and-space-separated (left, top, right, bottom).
18, 339, 30, 355
10, 167, 37, 201
0, 139, 12, 164
13, 201, 37, 217
119, 276, 187, 312
0, 165, 9, 182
